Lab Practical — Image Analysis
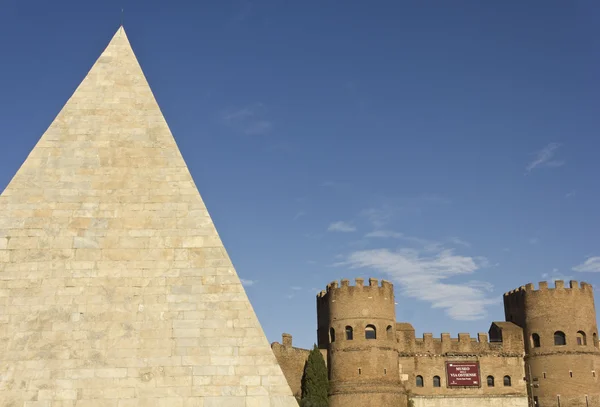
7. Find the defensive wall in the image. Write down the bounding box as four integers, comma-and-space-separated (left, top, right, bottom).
272, 278, 600, 407
397, 322, 526, 403
271, 334, 327, 400
397, 322, 524, 356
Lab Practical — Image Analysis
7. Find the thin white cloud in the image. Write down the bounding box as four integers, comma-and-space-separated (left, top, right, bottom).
328, 221, 356, 233
360, 196, 450, 229
365, 230, 403, 239
240, 278, 256, 287
526, 142, 565, 172
365, 230, 453, 252
337, 247, 497, 320
399, 235, 443, 253
529, 237, 540, 245
222, 106, 255, 122
449, 237, 471, 248
291, 286, 302, 291
244, 120, 272, 135
361, 206, 398, 228
565, 190, 576, 198
573, 257, 600, 273
220, 103, 272, 135
293, 211, 305, 221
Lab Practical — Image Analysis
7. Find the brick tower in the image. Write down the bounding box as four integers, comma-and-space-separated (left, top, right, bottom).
316, 278, 406, 407
504, 280, 600, 406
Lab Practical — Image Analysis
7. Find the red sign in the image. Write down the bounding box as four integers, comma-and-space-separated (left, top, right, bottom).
446, 362, 480, 387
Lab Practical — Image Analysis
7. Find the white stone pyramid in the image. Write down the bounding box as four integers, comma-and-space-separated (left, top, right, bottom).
0, 26, 297, 407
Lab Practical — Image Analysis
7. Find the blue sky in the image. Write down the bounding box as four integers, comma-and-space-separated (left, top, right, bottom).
1, 1, 599, 349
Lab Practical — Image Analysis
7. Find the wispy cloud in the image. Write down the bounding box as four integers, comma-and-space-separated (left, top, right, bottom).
361, 205, 398, 228
293, 211, 305, 221
240, 278, 257, 287
220, 103, 272, 135
365, 230, 404, 239
360, 196, 450, 229
449, 237, 471, 248
365, 230, 468, 253
328, 221, 356, 233
526, 142, 565, 173
565, 190, 576, 198
336, 247, 497, 320
291, 286, 302, 291
529, 237, 540, 245
573, 257, 600, 273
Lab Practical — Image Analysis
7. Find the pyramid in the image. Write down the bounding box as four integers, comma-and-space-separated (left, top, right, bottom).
0, 27, 297, 407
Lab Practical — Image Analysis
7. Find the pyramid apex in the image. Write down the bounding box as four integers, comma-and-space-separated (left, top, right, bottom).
108, 24, 130, 44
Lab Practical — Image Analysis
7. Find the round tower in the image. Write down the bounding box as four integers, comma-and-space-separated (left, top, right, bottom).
316, 278, 406, 407
503, 280, 600, 407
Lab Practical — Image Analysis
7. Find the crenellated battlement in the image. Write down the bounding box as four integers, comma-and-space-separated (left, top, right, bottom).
396, 321, 525, 355
503, 280, 593, 298
411, 332, 502, 354
317, 278, 396, 349
317, 277, 394, 299
503, 280, 595, 328
415, 332, 489, 344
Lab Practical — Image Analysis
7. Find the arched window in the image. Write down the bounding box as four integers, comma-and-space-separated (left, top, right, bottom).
416, 375, 423, 387
577, 331, 587, 346
531, 333, 541, 348
345, 326, 353, 340
329, 328, 335, 343
386, 325, 394, 340
503, 375, 511, 386
487, 376, 495, 387
554, 331, 566, 346
365, 325, 376, 340
433, 376, 441, 387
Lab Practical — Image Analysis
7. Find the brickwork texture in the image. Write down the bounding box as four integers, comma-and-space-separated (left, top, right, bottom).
273, 278, 600, 407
